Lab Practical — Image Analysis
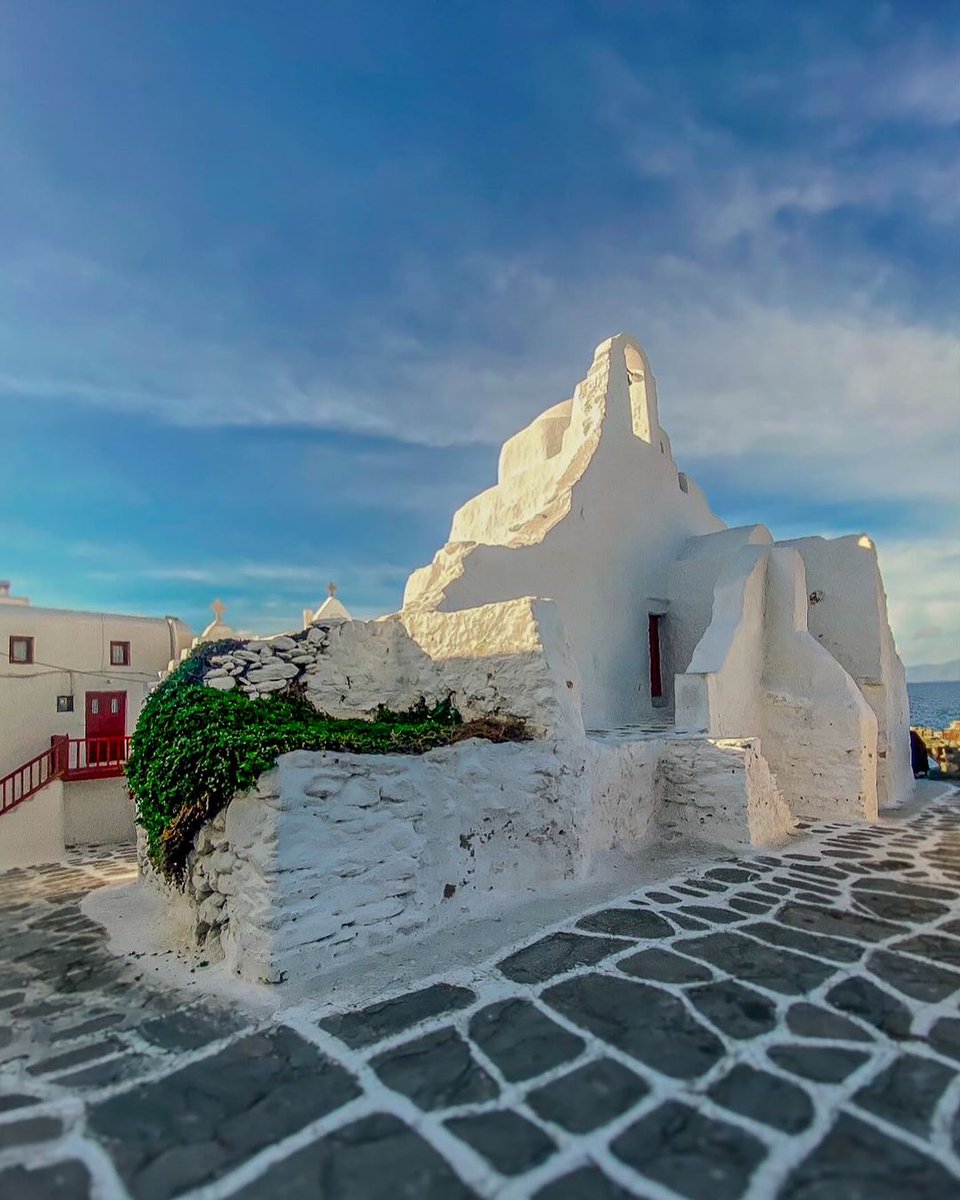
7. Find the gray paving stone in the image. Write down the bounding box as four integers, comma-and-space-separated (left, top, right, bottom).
669, 912, 711, 931
852, 878, 958, 902
785, 1002, 874, 1042
0, 1159, 91, 1200
767, 1043, 871, 1083
677, 931, 837, 994
542, 973, 723, 1079
371, 1026, 499, 1110
137, 1005, 247, 1052
852, 1053, 955, 1138
866, 948, 960, 1002
497, 933, 627, 984
727, 897, 776, 914
576, 908, 674, 939
534, 1165, 640, 1199
617, 947, 713, 985
55, 1051, 148, 1089
319, 983, 476, 1049
0, 1115, 63, 1149
685, 980, 777, 1039
753, 881, 791, 895
611, 1100, 766, 1200
740, 919, 864, 963
89, 1026, 360, 1199
49, 1013, 122, 1042
676, 905, 743, 925
445, 1109, 556, 1176
891, 931, 960, 970
780, 1112, 959, 1199
26, 1037, 124, 1076
0, 1093, 40, 1113
826, 976, 912, 1039
708, 1063, 814, 1133
777, 875, 840, 897
526, 1056, 649, 1133
853, 891, 950, 924
928, 1016, 960, 1062
232, 1112, 477, 1199
705, 867, 758, 883
468, 998, 584, 1082
785, 862, 850, 881
776, 902, 905, 944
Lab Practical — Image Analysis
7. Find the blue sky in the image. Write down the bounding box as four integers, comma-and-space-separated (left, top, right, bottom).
3, 1, 958, 666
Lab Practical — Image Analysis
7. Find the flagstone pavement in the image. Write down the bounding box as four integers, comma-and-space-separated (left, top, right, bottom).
2, 791, 960, 1199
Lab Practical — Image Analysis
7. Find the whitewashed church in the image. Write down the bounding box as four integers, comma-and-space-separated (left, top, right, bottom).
181, 333, 913, 982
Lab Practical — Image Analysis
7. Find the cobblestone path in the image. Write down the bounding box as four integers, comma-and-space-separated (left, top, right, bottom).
2, 794, 960, 1199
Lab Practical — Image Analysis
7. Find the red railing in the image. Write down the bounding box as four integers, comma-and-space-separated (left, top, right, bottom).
0, 735, 132, 816
62, 736, 132, 781
0, 744, 61, 815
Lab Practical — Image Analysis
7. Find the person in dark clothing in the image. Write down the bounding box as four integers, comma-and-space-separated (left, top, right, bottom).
910, 728, 929, 777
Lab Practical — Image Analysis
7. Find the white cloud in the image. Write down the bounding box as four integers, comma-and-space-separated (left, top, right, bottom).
876, 536, 960, 668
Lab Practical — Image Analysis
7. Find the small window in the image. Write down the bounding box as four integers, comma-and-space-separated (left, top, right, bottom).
57, 694, 74, 713
91, 698, 100, 714
110, 640, 131, 666
110, 697, 120, 714
9, 636, 34, 664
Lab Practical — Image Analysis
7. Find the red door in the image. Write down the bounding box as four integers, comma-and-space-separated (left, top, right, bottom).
85, 691, 126, 765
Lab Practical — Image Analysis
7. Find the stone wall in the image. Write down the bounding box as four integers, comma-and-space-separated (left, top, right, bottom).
157, 728, 795, 984
201, 596, 584, 741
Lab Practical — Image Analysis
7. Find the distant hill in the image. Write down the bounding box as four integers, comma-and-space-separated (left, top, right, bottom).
906, 660, 960, 683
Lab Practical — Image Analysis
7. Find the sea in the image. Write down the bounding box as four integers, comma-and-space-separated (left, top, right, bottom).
908, 681, 960, 730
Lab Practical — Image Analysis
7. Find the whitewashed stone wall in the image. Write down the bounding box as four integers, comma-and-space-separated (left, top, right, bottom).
158, 727, 794, 984
675, 544, 881, 823
204, 740, 583, 983
201, 596, 584, 741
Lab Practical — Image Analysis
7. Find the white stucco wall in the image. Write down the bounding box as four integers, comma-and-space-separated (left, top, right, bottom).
403, 334, 725, 729
0, 779, 64, 870
674, 546, 768, 739
674, 544, 882, 822
784, 535, 911, 809
62, 777, 136, 847
667, 525, 774, 711
759, 548, 878, 822
0, 605, 192, 779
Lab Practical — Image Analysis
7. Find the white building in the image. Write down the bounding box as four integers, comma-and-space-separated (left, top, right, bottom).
0, 584, 193, 867
403, 333, 911, 818
302, 583, 353, 630
174, 334, 914, 983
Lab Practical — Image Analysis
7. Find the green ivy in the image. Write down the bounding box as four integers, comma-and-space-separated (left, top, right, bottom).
127, 640, 523, 883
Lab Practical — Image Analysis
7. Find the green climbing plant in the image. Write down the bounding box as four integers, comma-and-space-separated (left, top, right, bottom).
127, 640, 525, 884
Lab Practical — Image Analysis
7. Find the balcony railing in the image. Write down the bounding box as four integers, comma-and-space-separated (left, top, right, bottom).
0, 736, 133, 817
60, 736, 132, 781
